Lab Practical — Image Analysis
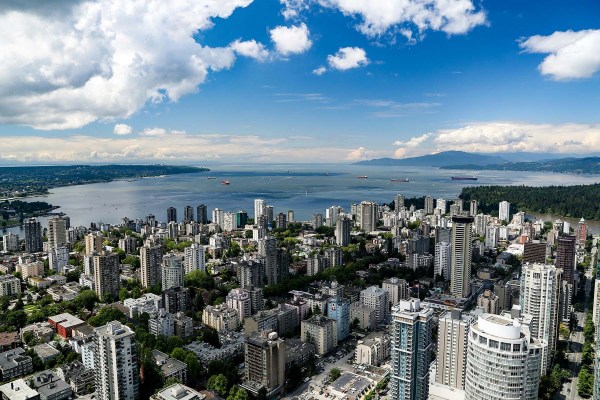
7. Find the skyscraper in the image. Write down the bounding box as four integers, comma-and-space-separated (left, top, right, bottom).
335, 216, 351, 246
469, 200, 478, 216
196, 204, 208, 224
424, 196, 434, 215
140, 243, 163, 289
242, 331, 285, 396
162, 253, 184, 290
556, 235, 576, 285
167, 207, 177, 223
360, 286, 390, 323
258, 237, 282, 285
434, 242, 451, 281
394, 194, 405, 211
435, 310, 473, 391
382, 277, 410, 305
390, 299, 433, 400
183, 205, 194, 222
327, 297, 350, 341
436, 198, 447, 214
498, 201, 510, 221
576, 217, 587, 245
47, 216, 68, 251
359, 201, 378, 233
183, 243, 205, 274
450, 216, 474, 298
94, 321, 139, 400
464, 314, 543, 400
312, 213, 323, 228
254, 199, 265, 221
520, 262, 562, 374
93, 253, 120, 300
523, 241, 547, 264
85, 232, 103, 256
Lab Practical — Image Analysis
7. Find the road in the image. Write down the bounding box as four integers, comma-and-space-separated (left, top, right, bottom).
556, 265, 593, 400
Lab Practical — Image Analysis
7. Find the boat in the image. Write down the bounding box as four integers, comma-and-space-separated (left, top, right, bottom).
390, 178, 409, 182
207, 177, 216, 180
356, 175, 368, 179
221, 180, 230, 185
451, 176, 478, 181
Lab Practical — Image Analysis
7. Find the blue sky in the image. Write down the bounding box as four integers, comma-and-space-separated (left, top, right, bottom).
0, 0, 599, 163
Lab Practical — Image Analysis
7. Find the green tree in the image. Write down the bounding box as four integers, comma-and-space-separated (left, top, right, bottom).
185, 353, 201, 383
185, 270, 214, 290
119, 287, 129, 302
329, 368, 342, 382
75, 290, 99, 311
208, 374, 228, 396
88, 306, 127, 327
227, 386, 248, 400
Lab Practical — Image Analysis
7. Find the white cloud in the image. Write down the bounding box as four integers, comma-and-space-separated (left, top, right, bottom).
113, 124, 133, 135
432, 122, 600, 153
280, 0, 309, 20
519, 29, 600, 80
0, 0, 253, 130
393, 133, 432, 147
317, 0, 486, 38
327, 47, 369, 71
230, 39, 270, 61
313, 66, 327, 75
346, 146, 373, 161
270, 23, 312, 55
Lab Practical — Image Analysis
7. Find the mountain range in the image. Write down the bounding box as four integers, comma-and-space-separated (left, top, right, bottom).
354, 151, 506, 166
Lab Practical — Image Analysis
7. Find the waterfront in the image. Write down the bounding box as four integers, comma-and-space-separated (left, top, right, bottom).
3, 164, 600, 234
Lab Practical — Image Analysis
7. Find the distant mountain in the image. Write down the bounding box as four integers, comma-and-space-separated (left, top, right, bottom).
355, 151, 506, 167
441, 156, 600, 174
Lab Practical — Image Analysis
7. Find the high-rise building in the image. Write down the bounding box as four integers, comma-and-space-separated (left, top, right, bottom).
254, 199, 265, 221
424, 196, 434, 215
434, 242, 451, 281
93, 253, 120, 300
167, 207, 177, 223
236, 211, 248, 227
359, 201, 378, 233
325, 206, 343, 227
592, 280, 600, 328
183, 243, 205, 275
520, 262, 562, 374
162, 286, 190, 314
94, 321, 139, 400
264, 205, 274, 227
183, 206, 194, 223
118, 235, 137, 255
24, 218, 43, 253
140, 244, 163, 289
576, 217, 587, 245
259, 237, 284, 286
556, 235, 576, 285
287, 210, 294, 223
523, 241, 547, 264
390, 299, 433, 400
312, 213, 324, 229
335, 216, 351, 246
196, 204, 208, 224
464, 314, 543, 400
301, 315, 338, 355
498, 201, 510, 222
327, 297, 350, 341
360, 286, 390, 323
85, 232, 104, 256
436, 198, 447, 215
146, 214, 156, 227
47, 216, 68, 251
394, 194, 405, 211
226, 288, 252, 321
485, 226, 499, 248
162, 253, 184, 290
382, 277, 410, 305
469, 200, 478, 216
450, 216, 474, 298
49, 246, 70, 273
275, 213, 287, 229
2, 233, 19, 252
477, 289, 500, 314
435, 310, 473, 391
242, 331, 285, 396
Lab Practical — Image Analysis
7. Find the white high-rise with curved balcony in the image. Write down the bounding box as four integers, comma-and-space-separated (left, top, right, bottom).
465, 314, 543, 400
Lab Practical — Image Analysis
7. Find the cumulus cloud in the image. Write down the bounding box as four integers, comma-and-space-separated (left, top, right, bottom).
113, 124, 133, 135
432, 122, 600, 153
519, 29, 600, 80
270, 23, 312, 55
393, 133, 432, 147
346, 146, 374, 161
313, 66, 327, 75
0, 0, 253, 130
283, 0, 486, 40
230, 39, 270, 61
327, 47, 369, 71
0, 133, 368, 164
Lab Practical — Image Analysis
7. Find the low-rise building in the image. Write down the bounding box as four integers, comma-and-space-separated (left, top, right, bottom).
203, 305, 239, 332
355, 331, 390, 366
30, 370, 72, 400
152, 350, 188, 384
0, 378, 40, 400
0, 333, 21, 352
174, 312, 194, 339
48, 313, 85, 339
0, 348, 32, 381
0, 275, 21, 297
150, 384, 204, 400
149, 309, 175, 337
21, 323, 54, 344
245, 310, 278, 335
301, 315, 338, 356
350, 302, 377, 331
55, 361, 95, 396
32, 344, 61, 364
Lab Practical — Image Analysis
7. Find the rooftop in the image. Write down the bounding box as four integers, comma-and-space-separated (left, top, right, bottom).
48, 312, 85, 328
0, 378, 39, 400
152, 383, 205, 400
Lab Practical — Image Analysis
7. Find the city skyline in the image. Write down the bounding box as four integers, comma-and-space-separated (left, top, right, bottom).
0, 0, 599, 164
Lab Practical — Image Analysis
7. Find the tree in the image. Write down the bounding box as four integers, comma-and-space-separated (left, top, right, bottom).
578, 367, 593, 397
227, 386, 248, 400
197, 326, 220, 348
559, 323, 570, 340
119, 287, 129, 302
88, 306, 127, 327
208, 374, 228, 396
257, 387, 268, 400
75, 290, 98, 311
171, 348, 189, 362
185, 353, 201, 383
329, 368, 342, 382
185, 270, 215, 290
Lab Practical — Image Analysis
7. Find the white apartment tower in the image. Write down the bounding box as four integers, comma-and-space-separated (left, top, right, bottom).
184, 243, 206, 274
450, 216, 474, 298
162, 253, 184, 290
94, 321, 139, 400
360, 286, 390, 323
434, 242, 451, 281
359, 201, 378, 233
464, 314, 543, 400
47, 217, 68, 251
435, 310, 474, 390
520, 262, 562, 374
382, 277, 410, 306
499, 201, 511, 222
390, 299, 433, 400
254, 199, 265, 221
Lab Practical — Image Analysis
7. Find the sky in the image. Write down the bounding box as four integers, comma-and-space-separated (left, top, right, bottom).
0, 0, 599, 164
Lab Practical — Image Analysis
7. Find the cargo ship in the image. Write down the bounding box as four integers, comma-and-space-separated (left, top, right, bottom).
207, 177, 216, 180
390, 178, 409, 182
221, 180, 230, 185
356, 175, 368, 179
451, 176, 478, 181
